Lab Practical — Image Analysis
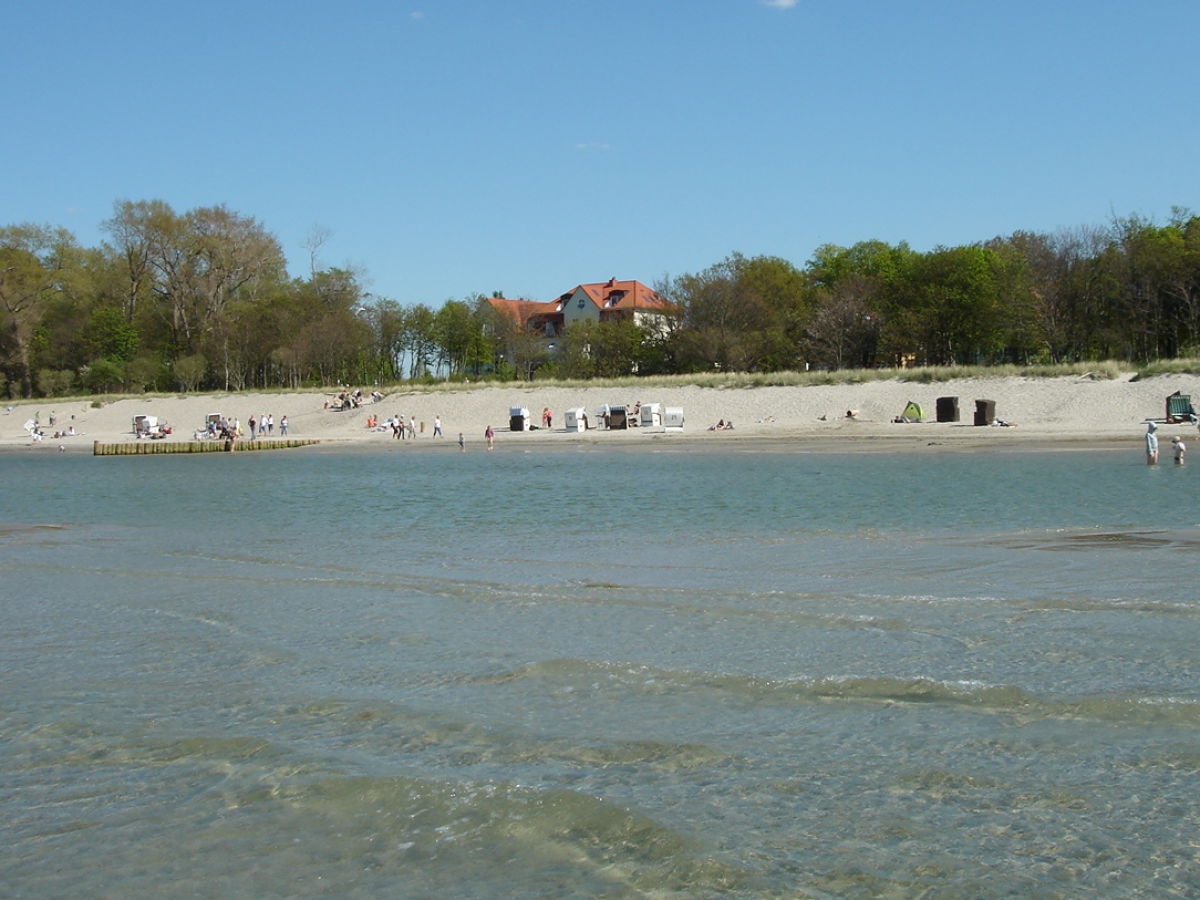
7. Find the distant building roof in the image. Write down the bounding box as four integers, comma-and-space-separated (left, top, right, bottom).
486, 278, 672, 329
486, 297, 559, 324
555, 278, 671, 313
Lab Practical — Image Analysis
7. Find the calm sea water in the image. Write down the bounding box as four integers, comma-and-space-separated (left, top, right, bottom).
1, 445, 1197, 898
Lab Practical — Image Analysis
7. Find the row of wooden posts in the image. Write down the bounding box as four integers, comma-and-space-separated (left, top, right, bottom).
93, 439, 320, 456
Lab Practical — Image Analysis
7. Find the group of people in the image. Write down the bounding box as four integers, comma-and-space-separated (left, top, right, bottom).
247, 414, 285, 440
708, 419, 735, 431
205, 415, 288, 441
1145, 421, 1187, 465
204, 417, 239, 441
376, 414, 444, 440
27, 410, 82, 442
134, 422, 171, 439
327, 388, 381, 411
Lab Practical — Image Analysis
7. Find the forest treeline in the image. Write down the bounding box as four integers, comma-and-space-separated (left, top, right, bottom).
2, 199, 1199, 398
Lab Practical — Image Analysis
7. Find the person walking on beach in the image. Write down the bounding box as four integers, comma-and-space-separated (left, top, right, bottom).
280, 415, 288, 436
1172, 435, 1186, 465
458, 432, 465, 451
433, 415, 443, 437
1145, 421, 1159, 465
248, 415, 257, 440
485, 425, 494, 451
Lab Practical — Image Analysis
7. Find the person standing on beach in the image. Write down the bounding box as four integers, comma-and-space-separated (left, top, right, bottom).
458, 432, 465, 451
1145, 422, 1159, 465
1172, 435, 1186, 465
433, 415, 443, 437
485, 425, 494, 450
248, 415, 257, 440
280, 415, 288, 436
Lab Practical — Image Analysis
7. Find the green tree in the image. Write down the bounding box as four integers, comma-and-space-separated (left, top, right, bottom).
434, 299, 482, 378
83, 357, 125, 393
102, 200, 162, 323
881, 245, 1009, 366
671, 253, 805, 372
36, 368, 74, 396
125, 355, 163, 393
104, 201, 287, 378
83, 306, 140, 362
556, 318, 648, 378
737, 255, 811, 370
173, 354, 207, 391
0, 224, 78, 396
400, 304, 438, 380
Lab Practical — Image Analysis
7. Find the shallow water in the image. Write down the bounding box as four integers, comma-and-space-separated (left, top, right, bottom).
2, 447, 1197, 898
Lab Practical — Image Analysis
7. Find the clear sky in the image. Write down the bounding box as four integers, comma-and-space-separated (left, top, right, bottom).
4, 0, 1197, 306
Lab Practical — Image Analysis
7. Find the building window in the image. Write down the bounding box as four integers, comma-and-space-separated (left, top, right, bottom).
577, 297, 585, 309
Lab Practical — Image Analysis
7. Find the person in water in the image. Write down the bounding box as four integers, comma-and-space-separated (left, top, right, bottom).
1145, 421, 1159, 465
1172, 435, 1186, 465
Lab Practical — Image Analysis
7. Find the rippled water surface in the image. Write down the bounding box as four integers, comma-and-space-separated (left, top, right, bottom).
2, 447, 1197, 898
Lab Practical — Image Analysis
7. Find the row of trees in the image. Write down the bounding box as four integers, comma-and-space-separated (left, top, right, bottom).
666, 209, 1200, 375
0, 201, 511, 398
3, 200, 1199, 397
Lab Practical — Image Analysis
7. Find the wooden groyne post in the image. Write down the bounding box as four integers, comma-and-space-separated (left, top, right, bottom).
93, 439, 320, 456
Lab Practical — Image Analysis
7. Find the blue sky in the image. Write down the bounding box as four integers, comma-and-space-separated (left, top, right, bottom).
4, 0, 1197, 305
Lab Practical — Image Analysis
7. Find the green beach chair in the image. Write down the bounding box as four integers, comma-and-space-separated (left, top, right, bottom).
1165, 391, 1197, 423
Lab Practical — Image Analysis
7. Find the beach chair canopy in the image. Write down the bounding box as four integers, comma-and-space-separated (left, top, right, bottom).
1166, 391, 1196, 422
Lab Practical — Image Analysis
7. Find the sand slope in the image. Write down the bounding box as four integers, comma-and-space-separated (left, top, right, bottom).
5, 372, 1199, 452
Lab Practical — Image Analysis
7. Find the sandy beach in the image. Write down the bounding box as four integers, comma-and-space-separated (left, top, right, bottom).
4, 372, 1198, 454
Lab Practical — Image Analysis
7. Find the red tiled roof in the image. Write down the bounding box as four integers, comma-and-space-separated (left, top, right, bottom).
488, 279, 672, 328
558, 279, 672, 312
486, 297, 560, 324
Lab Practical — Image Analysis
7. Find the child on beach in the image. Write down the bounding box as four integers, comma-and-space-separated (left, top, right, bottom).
1172, 435, 1186, 465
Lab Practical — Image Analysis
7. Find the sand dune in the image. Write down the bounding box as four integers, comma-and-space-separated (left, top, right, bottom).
5, 372, 1198, 453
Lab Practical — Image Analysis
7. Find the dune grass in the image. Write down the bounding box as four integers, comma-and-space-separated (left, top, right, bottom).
385, 360, 1128, 393
1134, 357, 1200, 377
22, 358, 1198, 407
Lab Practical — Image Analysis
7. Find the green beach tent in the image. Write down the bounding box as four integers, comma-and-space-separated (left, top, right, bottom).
899, 401, 924, 422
